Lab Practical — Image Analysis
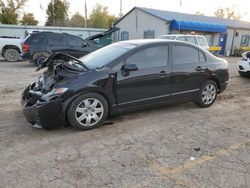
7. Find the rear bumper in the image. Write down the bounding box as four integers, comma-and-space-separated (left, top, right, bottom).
21, 86, 65, 130
21, 52, 32, 61
219, 81, 228, 93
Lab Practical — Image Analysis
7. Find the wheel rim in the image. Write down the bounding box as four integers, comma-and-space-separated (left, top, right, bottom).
6, 50, 18, 61
201, 84, 216, 105
75, 98, 104, 127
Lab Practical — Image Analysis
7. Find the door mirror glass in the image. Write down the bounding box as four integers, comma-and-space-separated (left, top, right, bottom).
82, 42, 87, 47
122, 63, 138, 72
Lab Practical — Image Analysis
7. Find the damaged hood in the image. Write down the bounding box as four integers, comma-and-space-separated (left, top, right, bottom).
36, 53, 89, 72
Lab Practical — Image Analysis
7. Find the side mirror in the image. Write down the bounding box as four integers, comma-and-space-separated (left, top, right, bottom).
122, 63, 138, 72
82, 42, 87, 47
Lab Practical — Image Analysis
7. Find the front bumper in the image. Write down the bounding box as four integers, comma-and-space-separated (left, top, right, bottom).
219, 81, 228, 93
21, 85, 65, 130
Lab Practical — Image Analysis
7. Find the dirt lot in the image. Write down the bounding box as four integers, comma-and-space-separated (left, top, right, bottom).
0, 57, 250, 188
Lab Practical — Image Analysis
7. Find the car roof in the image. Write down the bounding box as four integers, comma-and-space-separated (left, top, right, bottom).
117, 39, 203, 49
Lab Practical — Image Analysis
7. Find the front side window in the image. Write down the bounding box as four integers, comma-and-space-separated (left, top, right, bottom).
173, 45, 199, 64
186, 36, 198, 45
67, 35, 83, 46
126, 46, 168, 69
204, 34, 214, 46
197, 37, 208, 46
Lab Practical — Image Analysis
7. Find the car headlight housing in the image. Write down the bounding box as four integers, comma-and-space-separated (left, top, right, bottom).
41, 88, 68, 101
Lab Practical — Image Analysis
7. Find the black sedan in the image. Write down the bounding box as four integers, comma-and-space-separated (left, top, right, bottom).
21, 40, 229, 130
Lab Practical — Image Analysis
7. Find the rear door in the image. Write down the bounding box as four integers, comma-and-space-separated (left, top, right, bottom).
170, 44, 209, 98
48, 34, 68, 53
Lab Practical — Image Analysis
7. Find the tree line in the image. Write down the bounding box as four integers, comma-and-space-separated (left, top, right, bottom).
0, 0, 118, 28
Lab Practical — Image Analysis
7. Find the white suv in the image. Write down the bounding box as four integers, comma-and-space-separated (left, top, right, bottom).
157, 34, 209, 51
238, 51, 250, 77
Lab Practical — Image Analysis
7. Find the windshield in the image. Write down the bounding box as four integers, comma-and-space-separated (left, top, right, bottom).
79, 43, 136, 69
158, 35, 176, 40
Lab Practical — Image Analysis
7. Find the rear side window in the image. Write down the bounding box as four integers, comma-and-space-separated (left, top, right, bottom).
126, 45, 168, 69
25, 34, 45, 44
49, 34, 67, 45
197, 37, 208, 46
173, 45, 199, 64
67, 35, 84, 46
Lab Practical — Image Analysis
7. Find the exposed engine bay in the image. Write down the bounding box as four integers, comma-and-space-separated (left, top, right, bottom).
33, 53, 88, 93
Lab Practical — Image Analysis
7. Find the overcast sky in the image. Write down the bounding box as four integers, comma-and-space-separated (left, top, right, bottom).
23, 0, 250, 25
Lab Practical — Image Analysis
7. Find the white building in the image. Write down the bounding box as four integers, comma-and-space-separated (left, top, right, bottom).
114, 7, 250, 55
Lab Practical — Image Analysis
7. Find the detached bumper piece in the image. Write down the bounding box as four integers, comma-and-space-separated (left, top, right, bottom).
21, 85, 65, 130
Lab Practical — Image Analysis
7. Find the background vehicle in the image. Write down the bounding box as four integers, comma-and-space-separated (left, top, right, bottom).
0, 36, 23, 62
157, 34, 209, 50
238, 51, 250, 76
21, 31, 100, 64
21, 40, 229, 131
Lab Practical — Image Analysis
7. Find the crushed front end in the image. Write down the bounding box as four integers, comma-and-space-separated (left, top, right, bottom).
21, 53, 88, 129
21, 82, 66, 130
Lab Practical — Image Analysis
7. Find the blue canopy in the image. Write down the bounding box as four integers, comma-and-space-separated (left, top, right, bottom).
170, 19, 227, 33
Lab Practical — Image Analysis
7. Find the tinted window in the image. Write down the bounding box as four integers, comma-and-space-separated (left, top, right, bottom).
197, 37, 208, 46
126, 46, 168, 69
186, 36, 197, 45
49, 34, 66, 45
80, 43, 136, 69
25, 34, 45, 44
68, 35, 83, 46
173, 45, 199, 64
176, 36, 186, 41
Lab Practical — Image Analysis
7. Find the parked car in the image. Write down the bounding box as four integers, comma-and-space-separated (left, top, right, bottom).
238, 51, 250, 76
21, 31, 100, 64
0, 36, 23, 62
21, 40, 229, 130
157, 34, 209, 51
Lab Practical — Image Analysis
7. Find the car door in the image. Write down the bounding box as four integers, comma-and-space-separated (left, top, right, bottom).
48, 34, 68, 53
170, 44, 209, 98
66, 35, 90, 58
116, 44, 171, 108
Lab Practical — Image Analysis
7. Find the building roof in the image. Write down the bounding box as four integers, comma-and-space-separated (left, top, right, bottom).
115, 7, 250, 30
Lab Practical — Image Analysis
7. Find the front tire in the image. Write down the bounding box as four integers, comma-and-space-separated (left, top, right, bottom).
195, 80, 218, 108
4, 48, 20, 62
67, 93, 108, 130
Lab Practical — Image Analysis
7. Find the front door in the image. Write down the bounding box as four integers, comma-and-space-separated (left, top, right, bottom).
219, 33, 227, 55
116, 45, 171, 108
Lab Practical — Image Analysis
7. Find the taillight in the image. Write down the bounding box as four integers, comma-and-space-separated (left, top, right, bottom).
22, 43, 30, 52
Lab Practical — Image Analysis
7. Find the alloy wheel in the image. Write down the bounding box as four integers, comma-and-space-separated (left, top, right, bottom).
75, 98, 104, 127
201, 84, 216, 105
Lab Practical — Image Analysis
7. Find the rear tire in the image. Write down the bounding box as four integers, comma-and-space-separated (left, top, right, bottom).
3, 48, 20, 62
67, 93, 108, 130
194, 80, 218, 108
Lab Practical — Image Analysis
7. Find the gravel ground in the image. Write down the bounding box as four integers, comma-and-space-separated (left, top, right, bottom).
0, 57, 250, 188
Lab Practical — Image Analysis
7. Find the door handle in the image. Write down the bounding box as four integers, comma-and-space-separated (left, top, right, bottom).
195, 66, 202, 71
